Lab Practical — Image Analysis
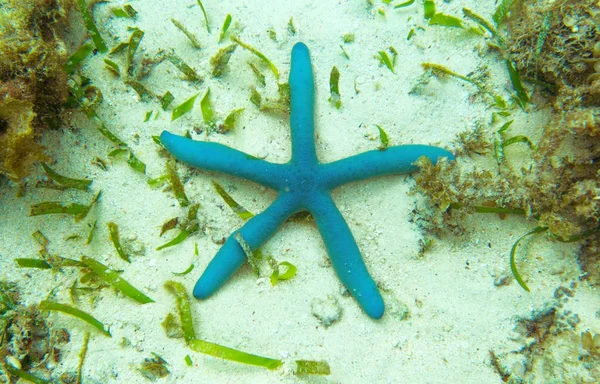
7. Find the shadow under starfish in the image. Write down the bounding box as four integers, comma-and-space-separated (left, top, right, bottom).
160, 42, 454, 319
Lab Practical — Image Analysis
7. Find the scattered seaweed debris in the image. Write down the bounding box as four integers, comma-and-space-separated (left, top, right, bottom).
414, 3, 530, 108
166, 158, 190, 206
212, 180, 254, 220
231, 36, 280, 80
394, 0, 415, 9
77, 0, 107, 53
67, 77, 147, 174
517, 307, 559, 348
221, 108, 245, 134
171, 19, 202, 49
423, 0, 435, 19
156, 203, 201, 251
0, 282, 70, 383
428, 13, 465, 29
76, 332, 90, 384
269, 261, 297, 286
173, 88, 244, 134
197, 0, 211, 33
234, 233, 297, 286
328, 66, 342, 109
453, 125, 493, 157
339, 44, 350, 60
107, 221, 132, 263
256, 82, 291, 114
16, 230, 86, 271
162, 312, 185, 340
509, 226, 547, 292
38, 300, 111, 337
200, 88, 217, 129
148, 158, 192, 207
420, 62, 502, 103
376, 125, 389, 150
30, 191, 101, 222
164, 281, 196, 343
160, 91, 175, 111
232, 37, 290, 114
15, 258, 52, 270
160, 218, 179, 237
249, 86, 262, 107
163, 281, 329, 374
111, 4, 137, 19
167, 54, 202, 82
171, 92, 199, 121
249, 62, 266, 87
38, 162, 92, 191
80, 256, 154, 304
172, 263, 195, 276
488, 350, 510, 383
218, 14, 232, 43
138, 353, 170, 382
65, 43, 94, 75
86, 219, 98, 245
210, 44, 238, 77
377, 47, 397, 73
288, 18, 296, 35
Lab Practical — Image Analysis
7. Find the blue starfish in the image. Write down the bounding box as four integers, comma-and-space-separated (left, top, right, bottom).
160, 42, 454, 319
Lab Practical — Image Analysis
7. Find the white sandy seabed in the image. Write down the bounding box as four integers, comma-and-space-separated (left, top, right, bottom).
1, 0, 598, 383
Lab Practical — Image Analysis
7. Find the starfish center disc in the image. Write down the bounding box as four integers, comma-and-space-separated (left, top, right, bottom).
283, 165, 320, 199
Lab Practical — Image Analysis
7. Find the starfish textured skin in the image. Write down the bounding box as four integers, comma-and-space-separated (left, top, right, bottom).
160, 42, 454, 319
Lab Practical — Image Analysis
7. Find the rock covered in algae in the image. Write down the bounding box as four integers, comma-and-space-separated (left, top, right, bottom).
0, 0, 74, 180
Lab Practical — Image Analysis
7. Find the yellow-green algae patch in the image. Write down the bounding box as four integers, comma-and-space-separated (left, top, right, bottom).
0, 0, 74, 180
0, 99, 47, 180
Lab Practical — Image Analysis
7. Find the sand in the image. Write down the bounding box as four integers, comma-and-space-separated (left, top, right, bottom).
1, 0, 596, 383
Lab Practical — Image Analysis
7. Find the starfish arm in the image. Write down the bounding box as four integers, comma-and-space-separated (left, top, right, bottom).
289, 42, 317, 165
193, 192, 300, 299
160, 131, 287, 189
321, 145, 455, 189
308, 192, 385, 319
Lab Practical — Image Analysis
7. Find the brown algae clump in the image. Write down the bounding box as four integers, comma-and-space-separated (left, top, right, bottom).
0, 0, 74, 180
506, 0, 600, 109
413, 0, 600, 284
0, 282, 70, 382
